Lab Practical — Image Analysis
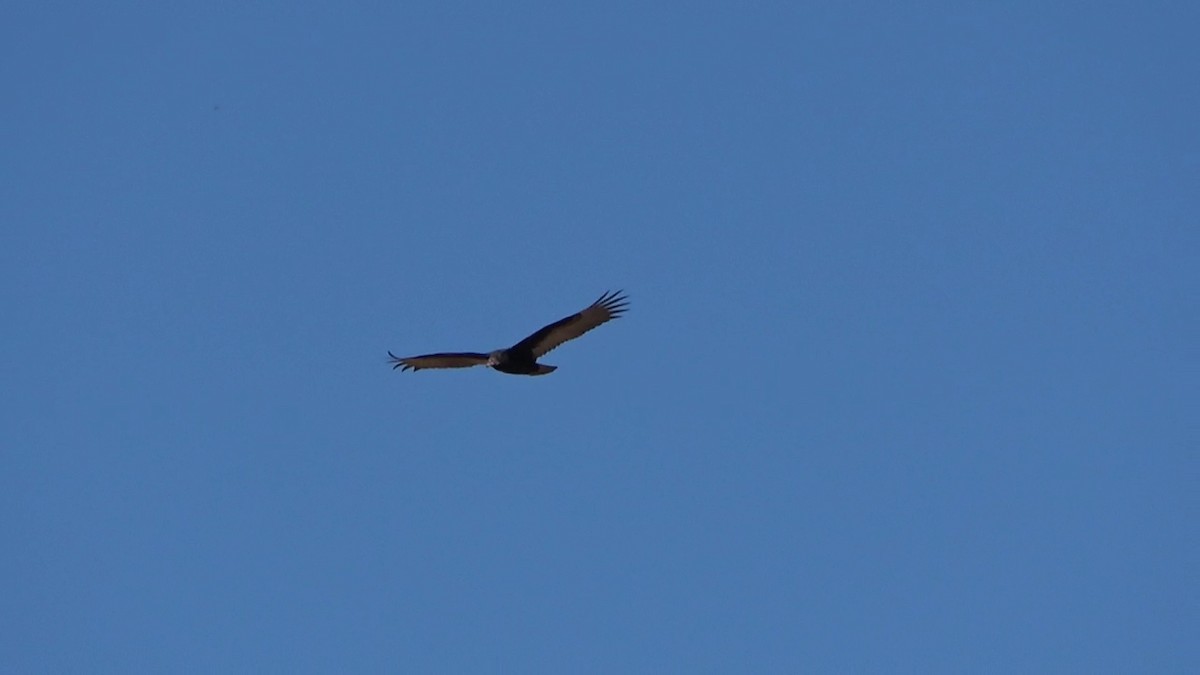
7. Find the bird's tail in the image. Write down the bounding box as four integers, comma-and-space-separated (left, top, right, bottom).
530, 364, 557, 376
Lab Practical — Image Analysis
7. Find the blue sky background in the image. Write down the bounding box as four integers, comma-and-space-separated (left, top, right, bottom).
3, 1, 1196, 672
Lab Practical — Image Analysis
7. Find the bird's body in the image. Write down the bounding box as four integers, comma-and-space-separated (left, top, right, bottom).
388, 290, 628, 376
488, 349, 557, 376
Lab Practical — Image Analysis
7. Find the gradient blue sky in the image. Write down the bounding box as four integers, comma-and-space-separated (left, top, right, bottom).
3, 2, 1197, 672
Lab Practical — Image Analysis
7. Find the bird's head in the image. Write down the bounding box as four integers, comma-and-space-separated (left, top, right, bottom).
486, 350, 505, 367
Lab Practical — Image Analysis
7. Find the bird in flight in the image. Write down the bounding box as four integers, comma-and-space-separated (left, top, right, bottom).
388, 290, 629, 376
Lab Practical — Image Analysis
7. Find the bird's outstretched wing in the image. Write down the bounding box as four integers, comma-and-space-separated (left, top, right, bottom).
511, 290, 629, 358
388, 351, 490, 372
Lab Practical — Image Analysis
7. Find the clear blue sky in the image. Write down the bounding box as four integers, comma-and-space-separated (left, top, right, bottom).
3, 2, 1196, 672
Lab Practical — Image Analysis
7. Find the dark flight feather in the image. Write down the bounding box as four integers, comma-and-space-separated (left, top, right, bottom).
387, 351, 490, 372
512, 290, 629, 358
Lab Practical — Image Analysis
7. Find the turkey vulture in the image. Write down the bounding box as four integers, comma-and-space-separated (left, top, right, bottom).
388, 290, 629, 376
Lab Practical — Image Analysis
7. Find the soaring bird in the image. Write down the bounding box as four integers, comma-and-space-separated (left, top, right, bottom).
388, 290, 629, 376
